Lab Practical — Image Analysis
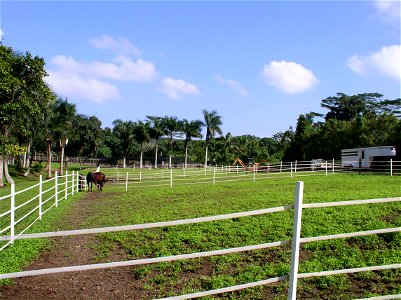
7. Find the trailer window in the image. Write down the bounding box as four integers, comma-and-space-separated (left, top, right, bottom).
362, 151, 365, 159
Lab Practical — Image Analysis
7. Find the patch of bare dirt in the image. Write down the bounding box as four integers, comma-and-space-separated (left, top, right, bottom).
0, 192, 157, 300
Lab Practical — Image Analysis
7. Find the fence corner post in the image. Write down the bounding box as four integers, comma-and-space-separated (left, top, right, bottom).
288, 181, 304, 300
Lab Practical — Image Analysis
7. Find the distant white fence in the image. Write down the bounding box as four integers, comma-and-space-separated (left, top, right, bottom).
0, 171, 82, 251
106, 160, 341, 191
100, 159, 401, 191
1, 181, 400, 299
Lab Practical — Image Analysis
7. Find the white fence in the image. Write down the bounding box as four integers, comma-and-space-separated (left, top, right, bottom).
1, 181, 400, 299
0, 161, 337, 252
99, 159, 401, 191
1, 159, 399, 250
106, 160, 341, 191
0, 171, 81, 251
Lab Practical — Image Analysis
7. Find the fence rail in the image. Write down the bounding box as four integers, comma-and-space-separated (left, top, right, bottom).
1, 180, 400, 299
90, 159, 401, 192
0, 171, 80, 251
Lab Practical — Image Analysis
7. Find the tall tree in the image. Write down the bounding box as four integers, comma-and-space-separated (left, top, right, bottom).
112, 119, 136, 168
0, 45, 53, 185
67, 114, 102, 158
133, 120, 151, 169
180, 119, 203, 168
202, 109, 222, 167
147, 116, 166, 168
51, 98, 76, 176
162, 116, 180, 168
321, 93, 400, 121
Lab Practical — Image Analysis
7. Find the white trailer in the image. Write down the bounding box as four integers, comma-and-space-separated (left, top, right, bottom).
341, 146, 396, 168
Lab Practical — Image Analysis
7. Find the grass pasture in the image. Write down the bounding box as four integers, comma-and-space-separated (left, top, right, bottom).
1, 171, 401, 299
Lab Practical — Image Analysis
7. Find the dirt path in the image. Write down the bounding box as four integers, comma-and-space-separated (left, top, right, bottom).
0, 192, 155, 300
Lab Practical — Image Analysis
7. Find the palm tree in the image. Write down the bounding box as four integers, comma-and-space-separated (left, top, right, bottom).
162, 116, 179, 168
112, 119, 135, 168
202, 109, 223, 167
180, 119, 203, 168
219, 132, 234, 164
133, 120, 151, 169
51, 98, 77, 176
147, 116, 166, 168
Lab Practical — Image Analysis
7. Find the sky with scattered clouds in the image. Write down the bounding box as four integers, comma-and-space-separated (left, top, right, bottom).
1, 0, 400, 137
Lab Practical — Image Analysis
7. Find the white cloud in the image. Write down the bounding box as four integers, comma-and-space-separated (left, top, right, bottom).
46, 71, 121, 104
160, 77, 200, 100
373, 0, 400, 21
215, 74, 248, 96
261, 60, 319, 94
90, 34, 140, 55
46, 35, 159, 104
347, 45, 401, 80
51, 55, 157, 82
0, 29, 3, 40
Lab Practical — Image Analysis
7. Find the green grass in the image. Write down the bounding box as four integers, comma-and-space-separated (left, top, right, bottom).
1, 172, 401, 299
0, 192, 85, 285
0, 164, 84, 284
82, 173, 401, 299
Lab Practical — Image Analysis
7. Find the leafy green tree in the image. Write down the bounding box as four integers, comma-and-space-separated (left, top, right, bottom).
112, 119, 136, 168
180, 119, 203, 168
202, 109, 222, 167
321, 93, 400, 121
147, 116, 166, 168
97, 127, 115, 159
215, 132, 235, 165
67, 114, 102, 158
162, 116, 180, 168
133, 121, 151, 169
0, 45, 53, 185
50, 98, 76, 175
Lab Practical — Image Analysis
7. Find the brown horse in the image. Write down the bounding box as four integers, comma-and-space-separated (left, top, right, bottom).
86, 172, 108, 191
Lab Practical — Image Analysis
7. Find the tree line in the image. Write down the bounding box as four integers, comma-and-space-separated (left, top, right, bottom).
1, 44, 400, 186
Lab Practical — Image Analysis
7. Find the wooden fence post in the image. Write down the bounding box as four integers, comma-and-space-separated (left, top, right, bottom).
288, 181, 304, 300
10, 183, 15, 244
39, 175, 43, 220
291, 162, 293, 178
390, 159, 393, 176
170, 169, 173, 188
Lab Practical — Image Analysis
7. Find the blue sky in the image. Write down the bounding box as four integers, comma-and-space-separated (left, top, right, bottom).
1, 1, 400, 138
